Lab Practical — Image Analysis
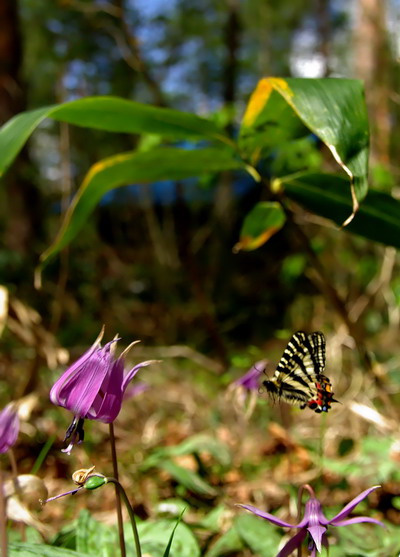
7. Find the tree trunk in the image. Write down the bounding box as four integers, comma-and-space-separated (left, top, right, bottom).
354, 0, 391, 163
0, 0, 43, 256
315, 0, 331, 77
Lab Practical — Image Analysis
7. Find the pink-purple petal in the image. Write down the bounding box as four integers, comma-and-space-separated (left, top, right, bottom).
301, 497, 329, 528
276, 529, 307, 557
49, 346, 95, 404
122, 360, 158, 391
52, 343, 119, 417
123, 383, 149, 400
307, 524, 326, 552
0, 404, 19, 453
237, 504, 295, 528
54, 359, 110, 416
234, 362, 265, 391
87, 383, 122, 423
86, 359, 125, 422
328, 486, 381, 523
330, 516, 385, 527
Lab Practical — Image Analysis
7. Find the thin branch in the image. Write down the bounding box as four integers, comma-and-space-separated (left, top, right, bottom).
106, 0, 166, 106
68, 0, 166, 105
66, 0, 122, 17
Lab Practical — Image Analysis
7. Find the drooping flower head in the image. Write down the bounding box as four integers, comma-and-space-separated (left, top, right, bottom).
0, 403, 19, 453
238, 484, 384, 556
234, 361, 266, 392
227, 361, 266, 418
50, 327, 157, 454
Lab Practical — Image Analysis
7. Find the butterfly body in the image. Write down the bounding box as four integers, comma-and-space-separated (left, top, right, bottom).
263, 331, 337, 413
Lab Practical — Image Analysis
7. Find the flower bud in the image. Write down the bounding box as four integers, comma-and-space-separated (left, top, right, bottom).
84, 475, 108, 491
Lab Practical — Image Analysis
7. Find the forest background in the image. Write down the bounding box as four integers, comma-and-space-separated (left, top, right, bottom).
1, 0, 400, 556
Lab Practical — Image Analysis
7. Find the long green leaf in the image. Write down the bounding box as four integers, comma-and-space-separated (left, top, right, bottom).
150, 433, 231, 467
9, 542, 94, 556
38, 147, 245, 269
159, 460, 217, 497
279, 172, 400, 249
240, 78, 369, 220
162, 509, 186, 557
0, 96, 233, 177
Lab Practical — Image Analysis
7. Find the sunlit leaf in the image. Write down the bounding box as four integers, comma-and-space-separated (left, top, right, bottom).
37, 147, 246, 273
240, 78, 369, 221
234, 201, 286, 251
0, 97, 233, 177
240, 87, 309, 163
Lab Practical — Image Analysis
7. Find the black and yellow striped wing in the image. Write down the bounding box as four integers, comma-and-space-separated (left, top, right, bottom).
263, 331, 336, 413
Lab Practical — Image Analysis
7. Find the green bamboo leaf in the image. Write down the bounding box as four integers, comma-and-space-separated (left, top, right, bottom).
37, 147, 245, 273
234, 201, 286, 251
240, 78, 369, 220
0, 96, 233, 177
0, 106, 51, 178
279, 172, 400, 249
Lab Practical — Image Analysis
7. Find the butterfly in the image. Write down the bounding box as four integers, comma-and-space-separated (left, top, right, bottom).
262, 331, 337, 413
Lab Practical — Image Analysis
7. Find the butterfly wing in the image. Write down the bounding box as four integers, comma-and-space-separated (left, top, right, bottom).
308, 331, 326, 373
263, 331, 335, 412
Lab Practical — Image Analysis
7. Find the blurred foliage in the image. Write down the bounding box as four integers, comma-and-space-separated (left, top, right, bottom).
1, 0, 400, 556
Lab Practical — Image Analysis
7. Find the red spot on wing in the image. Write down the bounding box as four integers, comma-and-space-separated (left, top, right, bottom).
307, 375, 337, 413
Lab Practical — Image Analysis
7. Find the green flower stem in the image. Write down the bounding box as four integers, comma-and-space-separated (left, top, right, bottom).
109, 423, 126, 557
107, 477, 142, 557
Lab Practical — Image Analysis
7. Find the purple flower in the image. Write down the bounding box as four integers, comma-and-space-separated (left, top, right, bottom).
50, 327, 157, 454
238, 484, 384, 556
0, 403, 19, 453
234, 361, 266, 391
227, 361, 266, 418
